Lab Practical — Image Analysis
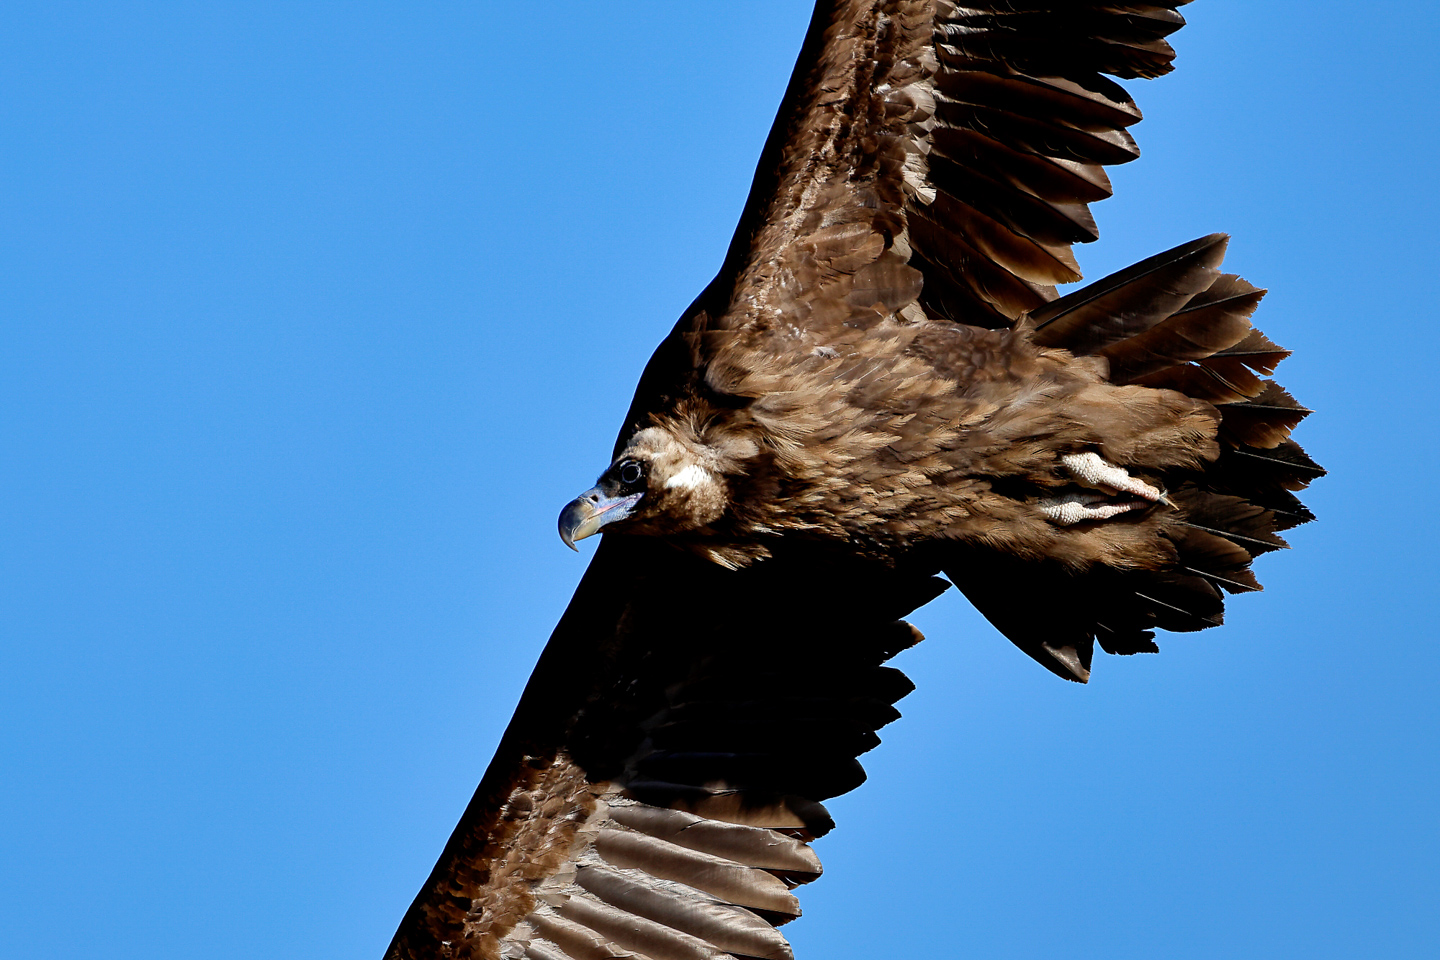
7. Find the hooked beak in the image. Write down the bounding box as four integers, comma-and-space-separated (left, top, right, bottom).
558, 487, 643, 551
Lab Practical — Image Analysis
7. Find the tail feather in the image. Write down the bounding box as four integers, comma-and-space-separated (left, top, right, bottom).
1028, 232, 1228, 352
1208, 440, 1321, 532
1212, 327, 1291, 375
952, 234, 1322, 682
1216, 381, 1313, 448
1100, 274, 1264, 382
1175, 490, 1289, 557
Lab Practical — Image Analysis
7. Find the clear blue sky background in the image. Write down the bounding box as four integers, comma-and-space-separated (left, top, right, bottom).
2, 2, 1436, 958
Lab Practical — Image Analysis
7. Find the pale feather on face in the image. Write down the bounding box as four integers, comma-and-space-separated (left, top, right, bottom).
613, 425, 732, 533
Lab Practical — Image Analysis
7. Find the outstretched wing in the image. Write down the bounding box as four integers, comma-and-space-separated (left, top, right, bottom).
619, 0, 1194, 436
385, 538, 946, 959
911, 1, 1193, 326
723, 1, 1191, 332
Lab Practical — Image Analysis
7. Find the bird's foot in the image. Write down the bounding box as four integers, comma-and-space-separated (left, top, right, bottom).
1039, 490, 1149, 525
1060, 452, 1170, 505
1040, 453, 1170, 526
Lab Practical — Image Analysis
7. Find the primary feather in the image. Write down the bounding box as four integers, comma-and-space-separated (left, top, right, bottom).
386, 2, 1320, 957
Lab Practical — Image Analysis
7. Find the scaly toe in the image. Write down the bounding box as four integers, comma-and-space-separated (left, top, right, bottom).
1060, 451, 1164, 503
1039, 491, 1148, 526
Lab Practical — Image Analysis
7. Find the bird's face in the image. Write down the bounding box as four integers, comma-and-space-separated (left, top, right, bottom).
558, 425, 734, 549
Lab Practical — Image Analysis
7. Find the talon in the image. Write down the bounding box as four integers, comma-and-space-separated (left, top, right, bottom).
1060, 451, 1164, 503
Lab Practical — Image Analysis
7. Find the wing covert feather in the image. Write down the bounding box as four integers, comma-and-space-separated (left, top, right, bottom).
617, 0, 1194, 455
675, 0, 1192, 371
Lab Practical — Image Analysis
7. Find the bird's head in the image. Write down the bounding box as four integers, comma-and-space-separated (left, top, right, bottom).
558, 423, 753, 550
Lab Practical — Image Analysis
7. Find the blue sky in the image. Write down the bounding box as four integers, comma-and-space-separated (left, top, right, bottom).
2, 2, 1436, 958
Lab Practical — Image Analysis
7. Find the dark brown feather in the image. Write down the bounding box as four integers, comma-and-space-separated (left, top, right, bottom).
389, 2, 1320, 956
1029, 234, 1229, 351
1100, 275, 1265, 382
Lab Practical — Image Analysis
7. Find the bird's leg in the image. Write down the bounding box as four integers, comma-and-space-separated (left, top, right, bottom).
1039, 452, 1169, 526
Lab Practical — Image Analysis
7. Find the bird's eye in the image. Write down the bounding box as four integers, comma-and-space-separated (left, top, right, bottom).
617, 460, 644, 486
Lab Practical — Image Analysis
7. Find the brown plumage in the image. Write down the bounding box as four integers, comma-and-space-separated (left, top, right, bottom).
386, 2, 1321, 958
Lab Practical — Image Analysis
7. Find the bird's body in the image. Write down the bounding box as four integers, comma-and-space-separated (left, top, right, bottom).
387, 2, 1321, 958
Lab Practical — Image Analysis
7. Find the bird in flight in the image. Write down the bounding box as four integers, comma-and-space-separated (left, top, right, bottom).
386, 3, 1321, 958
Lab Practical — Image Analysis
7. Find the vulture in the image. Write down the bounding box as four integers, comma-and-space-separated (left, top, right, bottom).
386, 2, 1321, 958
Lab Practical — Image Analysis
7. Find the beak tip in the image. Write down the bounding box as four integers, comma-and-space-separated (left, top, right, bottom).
558, 496, 595, 552
558, 519, 580, 552
558, 487, 641, 551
